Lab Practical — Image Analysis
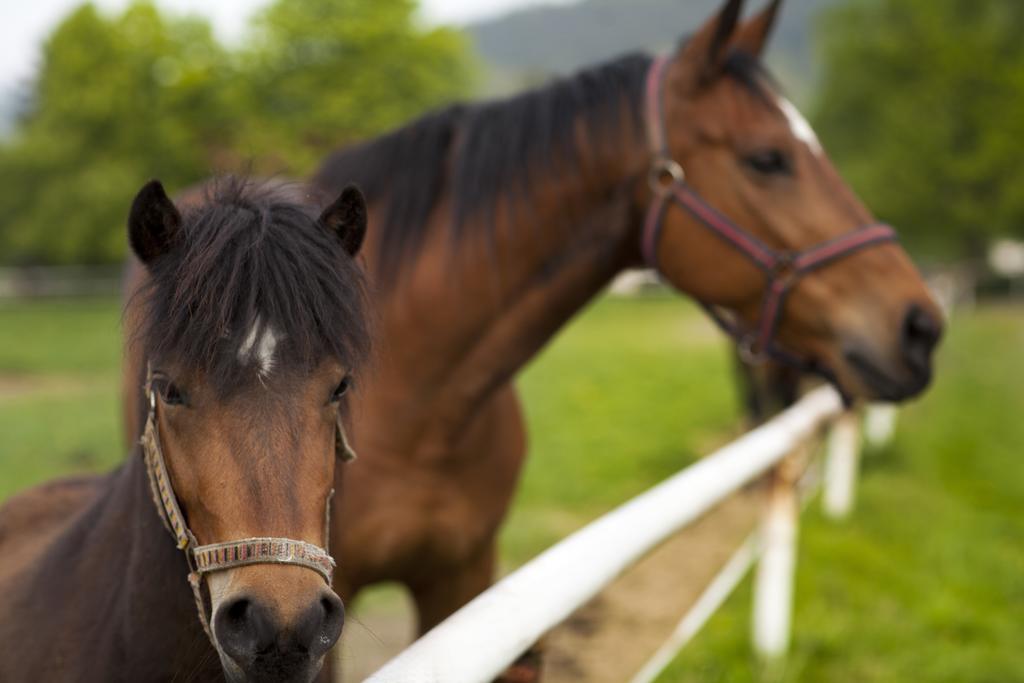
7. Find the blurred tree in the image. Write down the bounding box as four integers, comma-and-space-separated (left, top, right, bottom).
814, 0, 1024, 261
0, 0, 475, 265
0, 3, 239, 264
237, 0, 475, 172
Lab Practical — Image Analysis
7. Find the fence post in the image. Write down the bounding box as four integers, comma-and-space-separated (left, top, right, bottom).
823, 412, 862, 520
752, 454, 800, 661
863, 404, 898, 449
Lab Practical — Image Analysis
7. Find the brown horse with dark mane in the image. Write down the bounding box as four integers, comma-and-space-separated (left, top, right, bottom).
2, 178, 370, 682
120, 0, 942, 676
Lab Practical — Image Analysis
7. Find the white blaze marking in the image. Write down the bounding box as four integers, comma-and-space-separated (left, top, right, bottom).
238, 318, 280, 377
777, 96, 822, 155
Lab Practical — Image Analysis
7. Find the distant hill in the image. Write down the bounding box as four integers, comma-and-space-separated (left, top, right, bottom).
468, 0, 843, 104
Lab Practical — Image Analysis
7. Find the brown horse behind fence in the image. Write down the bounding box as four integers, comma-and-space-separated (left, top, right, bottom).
2, 178, 371, 682
117, 0, 943, 678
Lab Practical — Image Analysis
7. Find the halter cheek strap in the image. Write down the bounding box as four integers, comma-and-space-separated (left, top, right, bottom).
140, 369, 352, 643
641, 54, 898, 367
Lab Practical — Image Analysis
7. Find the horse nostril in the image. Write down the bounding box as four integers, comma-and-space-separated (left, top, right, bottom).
294, 592, 345, 657
901, 304, 942, 368
226, 597, 250, 621
213, 595, 276, 664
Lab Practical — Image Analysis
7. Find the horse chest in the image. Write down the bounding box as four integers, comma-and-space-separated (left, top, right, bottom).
340, 462, 505, 581
339, 385, 527, 588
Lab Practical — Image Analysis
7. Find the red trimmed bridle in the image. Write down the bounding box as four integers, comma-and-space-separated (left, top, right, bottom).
140, 366, 356, 643
641, 54, 898, 367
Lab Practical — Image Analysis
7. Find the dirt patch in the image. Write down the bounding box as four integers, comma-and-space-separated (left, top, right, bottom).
542, 491, 762, 682
337, 585, 418, 681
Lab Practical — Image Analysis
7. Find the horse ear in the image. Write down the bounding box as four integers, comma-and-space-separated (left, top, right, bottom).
319, 185, 367, 257
675, 0, 745, 87
732, 0, 783, 57
128, 180, 181, 264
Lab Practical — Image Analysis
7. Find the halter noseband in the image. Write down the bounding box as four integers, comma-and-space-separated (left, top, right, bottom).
641, 54, 898, 367
140, 366, 355, 643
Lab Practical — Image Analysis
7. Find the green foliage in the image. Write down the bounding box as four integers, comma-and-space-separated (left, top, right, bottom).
0, 3, 237, 264
814, 0, 1024, 260
239, 0, 474, 172
0, 0, 474, 265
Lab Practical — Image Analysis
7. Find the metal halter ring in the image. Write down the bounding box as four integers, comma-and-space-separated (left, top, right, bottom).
641, 52, 901, 375
648, 157, 685, 195
770, 252, 800, 287
737, 335, 765, 366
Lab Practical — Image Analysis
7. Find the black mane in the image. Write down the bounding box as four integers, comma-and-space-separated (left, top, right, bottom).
312, 46, 776, 286
312, 53, 653, 283
136, 177, 370, 393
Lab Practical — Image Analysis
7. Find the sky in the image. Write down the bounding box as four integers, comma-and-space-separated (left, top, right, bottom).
0, 0, 576, 93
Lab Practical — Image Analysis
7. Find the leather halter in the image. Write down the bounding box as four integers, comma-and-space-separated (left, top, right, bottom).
641, 54, 898, 366
140, 366, 355, 643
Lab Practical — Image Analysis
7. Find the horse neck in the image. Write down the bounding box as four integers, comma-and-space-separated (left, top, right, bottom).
18, 453, 213, 677
366, 150, 647, 454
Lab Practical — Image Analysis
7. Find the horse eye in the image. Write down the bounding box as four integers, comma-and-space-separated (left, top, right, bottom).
156, 380, 186, 406
330, 376, 353, 402
744, 149, 792, 176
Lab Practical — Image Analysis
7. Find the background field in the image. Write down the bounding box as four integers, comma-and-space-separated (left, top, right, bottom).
1, 294, 1021, 680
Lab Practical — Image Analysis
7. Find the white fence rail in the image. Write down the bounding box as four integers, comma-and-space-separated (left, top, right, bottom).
366, 388, 893, 683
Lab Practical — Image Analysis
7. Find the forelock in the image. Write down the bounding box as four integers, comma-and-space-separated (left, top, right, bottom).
133, 177, 371, 394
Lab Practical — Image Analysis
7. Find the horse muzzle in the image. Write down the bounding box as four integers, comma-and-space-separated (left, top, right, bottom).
214, 588, 345, 683
843, 303, 943, 401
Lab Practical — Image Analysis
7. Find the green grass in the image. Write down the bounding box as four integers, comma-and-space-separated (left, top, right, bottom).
503, 294, 736, 563
0, 388, 122, 500
658, 304, 1024, 683
0, 298, 123, 374
0, 297, 124, 500
1, 295, 1022, 681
